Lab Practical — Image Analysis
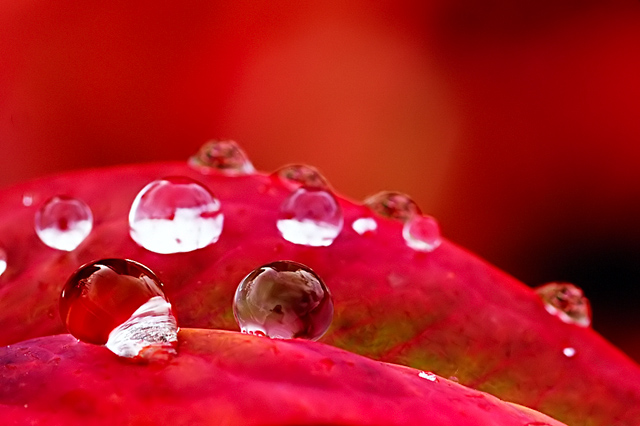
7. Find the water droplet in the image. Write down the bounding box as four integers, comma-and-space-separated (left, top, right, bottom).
563, 347, 576, 358
418, 371, 439, 382
35, 196, 93, 251
274, 164, 329, 190
22, 194, 34, 207
129, 177, 224, 254
233, 260, 334, 341
403, 214, 442, 252
352, 217, 378, 235
535, 282, 591, 327
60, 259, 178, 360
0, 247, 7, 277
277, 187, 343, 247
188, 140, 255, 176
363, 191, 420, 221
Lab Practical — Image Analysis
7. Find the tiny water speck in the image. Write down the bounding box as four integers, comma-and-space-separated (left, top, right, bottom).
277, 187, 343, 247
563, 347, 576, 358
129, 177, 224, 254
418, 371, 438, 382
352, 217, 377, 235
274, 164, 329, 190
0, 247, 7, 277
233, 261, 334, 341
188, 140, 255, 176
535, 282, 591, 327
22, 194, 33, 207
60, 259, 178, 360
35, 196, 93, 251
403, 214, 442, 252
364, 191, 420, 221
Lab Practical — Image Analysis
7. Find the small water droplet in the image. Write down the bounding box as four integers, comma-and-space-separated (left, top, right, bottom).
274, 164, 329, 190
60, 259, 178, 360
535, 282, 591, 327
0, 247, 7, 277
129, 177, 224, 254
22, 194, 34, 207
363, 191, 421, 221
352, 217, 378, 235
35, 196, 93, 251
563, 347, 576, 358
188, 140, 255, 175
418, 371, 439, 382
233, 261, 334, 341
277, 187, 343, 247
403, 214, 442, 252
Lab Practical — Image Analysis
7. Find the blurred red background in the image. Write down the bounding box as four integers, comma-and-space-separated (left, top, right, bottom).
1, 1, 640, 359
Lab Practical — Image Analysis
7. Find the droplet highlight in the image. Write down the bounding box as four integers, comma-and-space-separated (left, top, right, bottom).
233, 260, 334, 341
188, 140, 255, 176
563, 347, 576, 358
364, 191, 420, 222
403, 214, 442, 252
274, 164, 329, 190
129, 177, 224, 254
535, 282, 591, 327
35, 196, 93, 251
60, 259, 178, 360
277, 187, 343, 247
418, 371, 439, 382
352, 217, 377, 235
0, 247, 7, 277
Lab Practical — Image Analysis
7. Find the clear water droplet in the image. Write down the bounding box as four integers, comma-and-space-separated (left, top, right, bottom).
363, 191, 421, 221
60, 259, 178, 360
0, 247, 7, 277
22, 194, 34, 207
535, 282, 591, 327
129, 177, 224, 254
35, 196, 93, 251
233, 261, 334, 341
418, 371, 439, 382
563, 347, 576, 358
277, 187, 343, 247
188, 140, 255, 176
403, 214, 442, 252
352, 217, 378, 235
274, 164, 329, 190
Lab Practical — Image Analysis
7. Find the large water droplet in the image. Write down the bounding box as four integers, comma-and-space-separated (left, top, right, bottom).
233, 261, 334, 340
129, 177, 224, 254
35, 196, 93, 251
363, 191, 421, 221
535, 282, 591, 327
188, 140, 255, 176
0, 247, 7, 277
274, 164, 329, 190
352, 217, 378, 235
277, 187, 343, 247
403, 214, 442, 252
60, 259, 178, 360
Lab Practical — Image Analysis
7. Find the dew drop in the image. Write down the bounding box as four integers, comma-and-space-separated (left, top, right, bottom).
188, 140, 255, 176
233, 261, 334, 341
0, 247, 7, 277
60, 259, 178, 360
563, 347, 576, 358
535, 282, 591, 327
418, 371, 439, 382
352, 217, 378, 235
403, 214, 442, 252
22, 194, 34, 207
129, 177, 224, 254
35, 196, 93, 251
274, 164, 329, 190
363, 191, 421, 221
277, 187, 343, 247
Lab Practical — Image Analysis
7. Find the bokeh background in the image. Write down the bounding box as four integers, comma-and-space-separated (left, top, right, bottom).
1, 1, 639, 360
